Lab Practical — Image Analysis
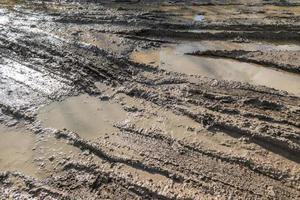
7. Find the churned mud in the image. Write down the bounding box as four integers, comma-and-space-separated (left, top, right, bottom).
0, 0, 300, 199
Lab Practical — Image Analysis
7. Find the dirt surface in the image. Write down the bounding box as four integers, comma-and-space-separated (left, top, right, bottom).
0, 0, 300, 199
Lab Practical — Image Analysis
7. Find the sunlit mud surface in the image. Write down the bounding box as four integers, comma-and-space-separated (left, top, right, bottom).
0, 0, 300, 199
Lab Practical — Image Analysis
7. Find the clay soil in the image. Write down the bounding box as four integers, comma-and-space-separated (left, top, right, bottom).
0, 0, 299, 199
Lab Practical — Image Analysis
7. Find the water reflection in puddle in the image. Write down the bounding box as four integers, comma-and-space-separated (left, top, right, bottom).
38, 94, 127, 140
131, 43, 300, 96
194, 14, 205, 22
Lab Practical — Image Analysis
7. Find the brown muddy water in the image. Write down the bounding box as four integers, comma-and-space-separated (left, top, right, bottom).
0, 124, 79, 179
38, 94, 127, 140
0, 124, 38, 177
131, 43, 300, 96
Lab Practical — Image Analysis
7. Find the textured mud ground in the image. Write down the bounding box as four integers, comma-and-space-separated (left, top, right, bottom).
0, 0, 300, 199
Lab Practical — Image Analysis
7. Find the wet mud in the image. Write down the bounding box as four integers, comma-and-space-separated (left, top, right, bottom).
0, 0, 300, 199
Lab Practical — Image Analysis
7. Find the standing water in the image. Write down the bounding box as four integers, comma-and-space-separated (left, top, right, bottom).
194, 14, 205, 22
131, 43, 300, 96
38, 94, 127, 140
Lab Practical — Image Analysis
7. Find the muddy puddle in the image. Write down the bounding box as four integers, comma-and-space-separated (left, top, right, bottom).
194, 14, 205, 22
157, 4, 300, 24
38, 94, 127, 140
131, 43, 300, 96
0, 124, 39, 177
0, 124, 80, 179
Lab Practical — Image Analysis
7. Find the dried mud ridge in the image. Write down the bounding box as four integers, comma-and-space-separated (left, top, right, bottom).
0, 0, 300, 199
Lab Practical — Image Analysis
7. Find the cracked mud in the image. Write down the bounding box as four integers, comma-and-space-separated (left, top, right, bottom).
0, 0, 300, 199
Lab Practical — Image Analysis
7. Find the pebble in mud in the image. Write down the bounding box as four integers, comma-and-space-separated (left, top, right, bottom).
48, 156, 55, 162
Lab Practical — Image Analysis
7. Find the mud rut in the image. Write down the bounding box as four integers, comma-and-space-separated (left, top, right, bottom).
0, 0, 300, 199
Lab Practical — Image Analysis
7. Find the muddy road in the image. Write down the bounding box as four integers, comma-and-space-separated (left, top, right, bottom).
0, 0, 300, 199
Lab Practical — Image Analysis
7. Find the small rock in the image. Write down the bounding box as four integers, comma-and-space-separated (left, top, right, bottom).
82, 150, 90, 156
99, 95, 110, 101
48, 156, 55, 162
187, 127, 195, 132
